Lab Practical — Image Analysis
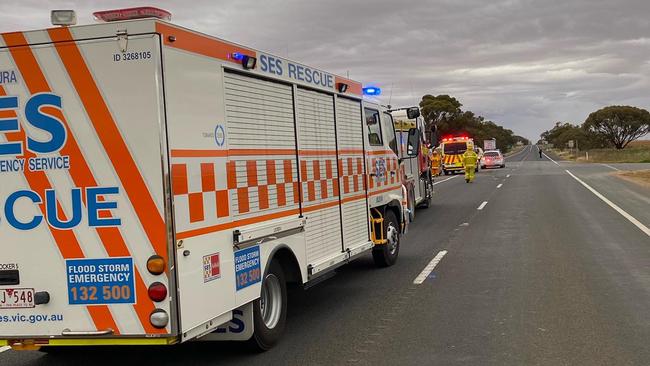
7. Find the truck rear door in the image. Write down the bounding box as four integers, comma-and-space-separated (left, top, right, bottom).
0, 28, 172, 339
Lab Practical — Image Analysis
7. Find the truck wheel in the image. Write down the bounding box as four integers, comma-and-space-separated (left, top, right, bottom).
249, 261, 287, 351
372, 210, 400, 267
443, 170, 447, 175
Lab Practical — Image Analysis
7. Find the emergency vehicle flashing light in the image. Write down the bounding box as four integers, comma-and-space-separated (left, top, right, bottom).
93, 7, 172, 22
442, 136, 469, 142
363, 87, 381, 96
230, 52, 257, 70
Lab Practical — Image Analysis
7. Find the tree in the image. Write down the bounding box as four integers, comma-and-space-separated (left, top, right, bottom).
418, 94, 521, 152
540, 122, 609, 150
583, 106, 650, 149
419, 94, 462, 143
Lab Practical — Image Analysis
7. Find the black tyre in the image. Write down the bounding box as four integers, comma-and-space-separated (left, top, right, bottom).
418, 176, 432, 209
372, 210, 400, 267
443, 170, 448, 175
249, 261, 287, 351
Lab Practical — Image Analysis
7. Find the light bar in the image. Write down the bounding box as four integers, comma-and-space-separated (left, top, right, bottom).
93, 7, 172, 22
363, 87, 381, 96
51, 10, 77, 26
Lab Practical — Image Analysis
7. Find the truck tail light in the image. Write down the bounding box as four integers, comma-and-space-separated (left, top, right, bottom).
150, 309, 169, 329
146, 255, 165, 275
148, 282, 168, 302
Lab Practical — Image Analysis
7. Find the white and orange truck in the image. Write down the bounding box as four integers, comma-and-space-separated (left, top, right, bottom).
391, 107, 433, 220
0, 7, 417, 351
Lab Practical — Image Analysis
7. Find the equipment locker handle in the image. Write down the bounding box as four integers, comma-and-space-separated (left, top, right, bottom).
61, 328, 114, 336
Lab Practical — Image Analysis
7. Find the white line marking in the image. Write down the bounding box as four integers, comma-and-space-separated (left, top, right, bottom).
566, 170, 650, 237
506, 174, 511, 178
497, 183, 503, 188
0, 346, 10, 353
601, 163, 620, 171
543, 153, 560, 166
413, 250, 448, 284
433, 175, 457, 185
477, 201, 488, 210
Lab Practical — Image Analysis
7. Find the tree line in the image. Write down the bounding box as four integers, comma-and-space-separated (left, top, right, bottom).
540, 106, 650, 150
418, 94, 528, 152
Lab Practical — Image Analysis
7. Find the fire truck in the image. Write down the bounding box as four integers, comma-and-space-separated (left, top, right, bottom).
0, 7, 418, 351
391, 107, 433, 221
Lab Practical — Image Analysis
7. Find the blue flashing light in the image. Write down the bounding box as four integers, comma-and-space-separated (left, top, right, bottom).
363, 87, 381, 96
231, 52, 244, 61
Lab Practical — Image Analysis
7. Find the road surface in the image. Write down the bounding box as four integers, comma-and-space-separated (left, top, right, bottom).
2, 145, 649, 365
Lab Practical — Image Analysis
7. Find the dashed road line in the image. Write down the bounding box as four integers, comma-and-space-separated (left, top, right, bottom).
497, 183, 503, 188
566, 170, 650, 237
477, 201, 488, 210
433, 175, 457, 185
413, 250, 448, 284
601, 163, 620, 171
506, 174, 511, 178
0, 346, 10, 353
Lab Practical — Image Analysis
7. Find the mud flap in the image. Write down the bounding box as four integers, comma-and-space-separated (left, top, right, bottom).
401, 185, 409, 234
197, 302, 254, 342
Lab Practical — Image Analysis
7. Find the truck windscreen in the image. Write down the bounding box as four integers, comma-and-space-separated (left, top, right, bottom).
444, 142, 467, 155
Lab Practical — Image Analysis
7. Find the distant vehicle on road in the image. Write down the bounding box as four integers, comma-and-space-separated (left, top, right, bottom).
441, 136, 477, 175
481, 150, 506, 169
483, 139, 497, 151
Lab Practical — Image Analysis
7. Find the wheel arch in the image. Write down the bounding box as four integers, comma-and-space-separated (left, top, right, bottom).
266, 245, 303, 285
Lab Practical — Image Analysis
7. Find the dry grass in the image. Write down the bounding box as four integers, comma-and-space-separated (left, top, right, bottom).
616, 170, 650, 187
554, 139, 650, 163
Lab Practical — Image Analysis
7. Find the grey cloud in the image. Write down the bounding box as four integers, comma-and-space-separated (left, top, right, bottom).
1, 0, 649, 139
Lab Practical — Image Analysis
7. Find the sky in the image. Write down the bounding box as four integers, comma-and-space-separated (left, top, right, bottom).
1, 0, 649, 140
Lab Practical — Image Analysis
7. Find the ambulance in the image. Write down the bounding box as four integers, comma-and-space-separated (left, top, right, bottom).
390, 107, 433, 220
0, 7, 417, 351
440, 136, 476, 175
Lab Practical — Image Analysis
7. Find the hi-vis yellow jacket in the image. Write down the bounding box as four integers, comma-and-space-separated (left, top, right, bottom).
462, 150, 479, 168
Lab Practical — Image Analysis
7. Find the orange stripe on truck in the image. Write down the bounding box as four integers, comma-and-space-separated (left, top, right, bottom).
5, 31, 165, 334
1, 35, 122, 335
47, 27, 168, 263
155, 22, 255, 63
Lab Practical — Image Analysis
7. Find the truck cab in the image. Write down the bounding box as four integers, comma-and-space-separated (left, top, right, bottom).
390, 107, 432, 221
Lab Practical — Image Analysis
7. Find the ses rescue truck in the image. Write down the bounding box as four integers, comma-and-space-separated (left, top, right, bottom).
0, 8, 418, 351
391, 107, 432, 220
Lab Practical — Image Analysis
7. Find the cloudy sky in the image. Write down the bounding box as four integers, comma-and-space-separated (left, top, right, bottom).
2, 0, 649, 140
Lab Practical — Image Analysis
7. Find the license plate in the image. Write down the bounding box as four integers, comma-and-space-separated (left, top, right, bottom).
0, 288, 35, 309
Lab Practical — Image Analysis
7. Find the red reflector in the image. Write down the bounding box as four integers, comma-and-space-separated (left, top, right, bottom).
147, 282, 168, 302
93, 7, 172, 22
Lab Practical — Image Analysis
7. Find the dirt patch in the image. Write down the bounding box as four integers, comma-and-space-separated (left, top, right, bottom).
616, 170, 650, 188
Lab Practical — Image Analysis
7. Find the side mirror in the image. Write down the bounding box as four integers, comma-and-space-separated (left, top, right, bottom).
407, 128, 420, 157
406, 107, 420, 119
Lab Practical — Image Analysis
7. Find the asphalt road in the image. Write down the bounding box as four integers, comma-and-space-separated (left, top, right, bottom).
2, 145, 649, 365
